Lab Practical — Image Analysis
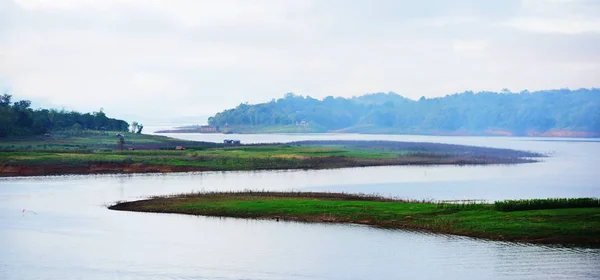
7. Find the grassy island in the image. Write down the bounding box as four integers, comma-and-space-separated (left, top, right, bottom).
0, 131, 541, 177
109, 192, 600, 246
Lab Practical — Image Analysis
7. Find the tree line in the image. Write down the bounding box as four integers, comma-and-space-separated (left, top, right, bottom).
0, 94, 129, 137
209, 88, 600, 135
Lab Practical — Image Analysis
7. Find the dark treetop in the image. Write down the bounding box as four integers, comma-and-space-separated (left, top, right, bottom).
0, 94, 129, 137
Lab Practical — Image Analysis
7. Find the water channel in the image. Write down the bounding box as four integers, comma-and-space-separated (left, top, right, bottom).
1, 133, 599, 279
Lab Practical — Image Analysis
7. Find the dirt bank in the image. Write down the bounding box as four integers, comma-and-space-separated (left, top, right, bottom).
0, 163, 213, 177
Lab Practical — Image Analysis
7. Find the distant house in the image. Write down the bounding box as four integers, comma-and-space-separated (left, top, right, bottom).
296, 120, 309, 127
175, 146, 185, 150
198, 126, 219, 133
223, 139, 241, 145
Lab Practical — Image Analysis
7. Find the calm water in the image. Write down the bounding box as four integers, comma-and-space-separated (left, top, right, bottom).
1, 134, 599, 279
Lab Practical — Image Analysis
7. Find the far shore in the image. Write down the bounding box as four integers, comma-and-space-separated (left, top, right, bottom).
154, 126, 600, 138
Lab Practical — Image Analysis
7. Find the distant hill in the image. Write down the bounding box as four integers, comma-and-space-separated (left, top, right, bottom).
208, 89, 600, 137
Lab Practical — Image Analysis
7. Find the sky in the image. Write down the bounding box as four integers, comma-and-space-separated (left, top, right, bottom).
1, 0, 599, 123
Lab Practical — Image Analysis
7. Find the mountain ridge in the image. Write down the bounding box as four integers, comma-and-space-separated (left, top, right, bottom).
207, 88, 600, 137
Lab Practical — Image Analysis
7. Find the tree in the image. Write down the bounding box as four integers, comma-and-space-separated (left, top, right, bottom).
207, 89, 600, 136
1, 94, 13, 107
93, 108, 108, 130
130, 121, 139, 133
0, 98, 129, 137
12, 100, 31, 111
136, 124, 143, 134
117, 135, 125, 151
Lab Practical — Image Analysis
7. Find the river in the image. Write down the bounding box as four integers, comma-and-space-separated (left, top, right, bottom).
1, 133, 599, 279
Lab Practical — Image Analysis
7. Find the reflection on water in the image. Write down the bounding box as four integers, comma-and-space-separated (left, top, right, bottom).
1, 134, 599, 279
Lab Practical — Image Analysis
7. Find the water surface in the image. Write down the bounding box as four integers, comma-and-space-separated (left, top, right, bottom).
1, 134, 599, 279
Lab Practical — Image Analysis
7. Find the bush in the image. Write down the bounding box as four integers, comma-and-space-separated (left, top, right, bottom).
494, 198, 600, 212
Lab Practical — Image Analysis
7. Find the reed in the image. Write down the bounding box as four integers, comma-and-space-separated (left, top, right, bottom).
157, 190, 434, 203
436, 199, 492, 210
494, 197, 600, 212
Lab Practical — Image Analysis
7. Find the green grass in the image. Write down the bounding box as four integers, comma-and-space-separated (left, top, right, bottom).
109, 192, 600, 246
196, 145, 398, 159
0, 130, 206, 151
0, 145, 393, 169
0, 132, 541, 176
0, 137, 448, 170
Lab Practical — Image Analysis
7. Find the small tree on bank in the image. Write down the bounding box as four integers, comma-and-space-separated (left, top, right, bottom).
130, 121, 138, 133
117, 135, 125, 151
130, 121, 143, 134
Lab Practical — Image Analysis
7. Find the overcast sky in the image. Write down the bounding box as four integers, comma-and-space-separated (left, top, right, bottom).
1, 0, 599, 122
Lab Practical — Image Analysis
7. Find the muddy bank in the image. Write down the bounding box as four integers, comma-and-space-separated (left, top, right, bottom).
0, 163, 213, 177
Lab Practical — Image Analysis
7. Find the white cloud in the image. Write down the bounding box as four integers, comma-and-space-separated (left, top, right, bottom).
502, 17, 600, 34
501, 0, 600, 34
452, 40, 489, 53
421, 16, 478, 27
13, 0, 118, 10
1, 0, 599, 122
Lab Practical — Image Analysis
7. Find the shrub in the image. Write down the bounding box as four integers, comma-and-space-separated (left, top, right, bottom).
494, 198, 600, 212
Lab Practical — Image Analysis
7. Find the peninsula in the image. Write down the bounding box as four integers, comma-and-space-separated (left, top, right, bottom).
109, 191, 600, 246
0, 133, 541, 177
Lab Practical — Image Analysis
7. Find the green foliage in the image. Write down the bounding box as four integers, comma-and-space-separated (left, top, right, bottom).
209, 89, 600, 135
495, 198, 600, 212
438, 198, 600, 212
130, 121, 144, 134
0, 93, 129, 137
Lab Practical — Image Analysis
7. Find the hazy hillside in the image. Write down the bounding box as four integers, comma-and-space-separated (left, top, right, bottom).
208, 89, 600, 136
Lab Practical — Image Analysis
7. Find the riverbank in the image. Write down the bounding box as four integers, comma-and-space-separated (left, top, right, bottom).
109, 192, 600, 246
0, 133, 542, 177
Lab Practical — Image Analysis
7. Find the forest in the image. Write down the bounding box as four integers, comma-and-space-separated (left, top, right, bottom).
0, 94, 129, 137
209, 88, 600, 135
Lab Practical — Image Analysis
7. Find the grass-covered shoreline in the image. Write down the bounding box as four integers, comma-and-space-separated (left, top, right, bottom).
0, 132, 542, 177
109, 192, 600, 246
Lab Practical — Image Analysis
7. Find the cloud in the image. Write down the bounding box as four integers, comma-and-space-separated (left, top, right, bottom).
500, 0, 600, 34
502, 17, 600, 34
0, 0, 599, 122
421, 16, 478, 27
452, 40, 489, 53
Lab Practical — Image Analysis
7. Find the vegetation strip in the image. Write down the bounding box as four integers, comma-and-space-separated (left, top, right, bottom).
109, 192, 600, 247
0, 133, 541, 177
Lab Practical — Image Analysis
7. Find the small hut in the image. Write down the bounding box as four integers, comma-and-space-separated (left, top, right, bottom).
223, 139, 241, 145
